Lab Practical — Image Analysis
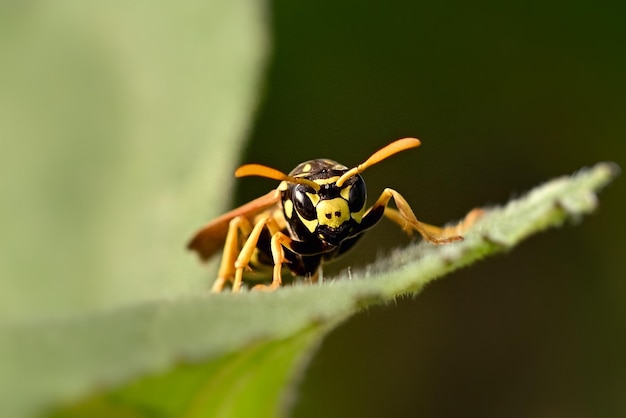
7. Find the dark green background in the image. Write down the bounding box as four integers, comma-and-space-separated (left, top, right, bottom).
238, 1, 625, 417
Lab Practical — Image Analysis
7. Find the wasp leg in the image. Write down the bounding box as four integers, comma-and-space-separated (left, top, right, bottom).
386, 205, 484, 240
363, 188, 465, 244
251, 231, 294, 292
308, 268, 321, 284
231, 216, 286, 292
231, 216, 269, 292
445, 207, 484, 236
212, 216, 253, 293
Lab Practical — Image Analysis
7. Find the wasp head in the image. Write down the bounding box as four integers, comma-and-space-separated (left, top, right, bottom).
281, 159, 367, 246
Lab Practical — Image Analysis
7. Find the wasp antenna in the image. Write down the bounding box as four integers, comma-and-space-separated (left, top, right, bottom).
235, 163, 321, 191
336, 138, 421, 187
235, 164, 289, 181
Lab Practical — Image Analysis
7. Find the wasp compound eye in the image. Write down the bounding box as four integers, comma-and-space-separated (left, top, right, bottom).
293, 185, 318, 221
347, 175, 367, 213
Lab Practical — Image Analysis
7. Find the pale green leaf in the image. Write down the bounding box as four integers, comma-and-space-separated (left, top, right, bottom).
0, 0, 267, 321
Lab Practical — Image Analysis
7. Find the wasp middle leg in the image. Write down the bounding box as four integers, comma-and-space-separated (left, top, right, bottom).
249, 230, 294, 292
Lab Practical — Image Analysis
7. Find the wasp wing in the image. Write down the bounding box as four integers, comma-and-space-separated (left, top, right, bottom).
187, 189, 281, 261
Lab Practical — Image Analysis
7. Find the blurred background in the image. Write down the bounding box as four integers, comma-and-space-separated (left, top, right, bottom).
237, 1, 626, 417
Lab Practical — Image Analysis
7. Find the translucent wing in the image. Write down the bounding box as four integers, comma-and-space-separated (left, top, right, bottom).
187, 189, 281, 261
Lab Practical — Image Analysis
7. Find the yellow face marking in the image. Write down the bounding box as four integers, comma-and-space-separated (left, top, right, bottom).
302, 163, 312, 172
351, 206, 365, 223
312, 176, 340, 186
297, 213, 318, 233
278, 181, 288, 191
340, 185, 351, 201
316, 198, 350, 228
284, 199, 294, 219
306, 192, 320, 207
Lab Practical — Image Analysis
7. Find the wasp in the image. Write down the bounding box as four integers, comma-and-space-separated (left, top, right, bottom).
188, 138, 479, 292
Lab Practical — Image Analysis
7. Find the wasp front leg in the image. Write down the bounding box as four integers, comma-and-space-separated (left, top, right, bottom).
361, 188, 471, 244
212, 216, 253, 293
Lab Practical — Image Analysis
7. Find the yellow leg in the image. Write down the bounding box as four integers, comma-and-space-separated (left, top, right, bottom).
231, 216, 287, 292
449, 207, 484, 235
308, 268, 321, 284
231, 217, 268, 292
212, 216, 252, 293
371, 188, 471, 244
252, 231, 293, 292
211, 277, 228, 293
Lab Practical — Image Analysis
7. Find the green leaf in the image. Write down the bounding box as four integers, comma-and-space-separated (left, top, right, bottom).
0, 0, 268, 322
52, 326, 324, 418
1, 162, 618, 418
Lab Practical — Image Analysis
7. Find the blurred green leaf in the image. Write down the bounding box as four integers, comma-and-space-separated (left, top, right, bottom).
1, 162, 617, 417
0, 0, 267, 321
53, 326, 324, 418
